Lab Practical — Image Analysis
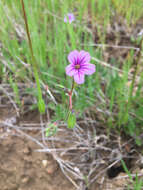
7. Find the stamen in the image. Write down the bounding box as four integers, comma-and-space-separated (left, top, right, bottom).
75, 64, 80, 69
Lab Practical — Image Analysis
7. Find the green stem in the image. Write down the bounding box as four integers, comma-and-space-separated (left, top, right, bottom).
69, 78, 75, 110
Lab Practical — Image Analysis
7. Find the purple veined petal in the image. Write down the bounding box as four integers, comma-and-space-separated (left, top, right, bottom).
81, 63, 96, 75
67, 13, 75, 23
74, 72, 85, 84
64, 13, 75, 24
79, 50, 91, 65
64, 17, 67, 23
66, 64, 77, 76
68, 50, 79, 64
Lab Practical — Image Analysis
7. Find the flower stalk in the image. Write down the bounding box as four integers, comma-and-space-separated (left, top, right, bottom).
65, 50, 95, 128
68, 79, 75, 110
20, 0, 45, 113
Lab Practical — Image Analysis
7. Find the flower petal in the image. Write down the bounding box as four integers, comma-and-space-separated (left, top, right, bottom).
64, 17, 67, 23
67, 13, 75, 23
74, 72, 85, 84
68, 50, 79, 64
79, 50, 91, 64
66, 64, 77, 76
81, 63, 96, 75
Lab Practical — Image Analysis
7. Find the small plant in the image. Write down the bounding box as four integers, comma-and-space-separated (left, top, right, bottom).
46, 122, 58, 137
65, 50, 95, 128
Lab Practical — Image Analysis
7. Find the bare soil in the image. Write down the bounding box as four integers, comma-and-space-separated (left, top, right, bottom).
0, 107, 143, 190
0, 108, 75, 190
0, 135, 75, 190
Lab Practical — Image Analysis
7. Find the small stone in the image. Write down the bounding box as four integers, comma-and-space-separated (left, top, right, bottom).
42, 160, 48, 168
21, 176, 29, 184
23, 147, 31, 155
46, 162, 58, 174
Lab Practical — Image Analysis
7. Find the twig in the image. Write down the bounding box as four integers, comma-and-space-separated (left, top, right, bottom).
82, 43, 140, 51
40, 114, 46, 145
92, 57, 140, 81
116, 173, 143, 180
0, 86, 19, 116
0, 121, 47, 150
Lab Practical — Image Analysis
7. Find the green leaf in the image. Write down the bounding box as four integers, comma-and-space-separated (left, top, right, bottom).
46, 123, 57, 137
38, 99, 45, 114
135, 138, 142, 146
67, 111, 76, 129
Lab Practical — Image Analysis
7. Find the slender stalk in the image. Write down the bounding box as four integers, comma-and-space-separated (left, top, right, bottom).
21, 0, 34, 61
20, 0, 45, 113
65, 79, 75, 121
68, 78, 75, 110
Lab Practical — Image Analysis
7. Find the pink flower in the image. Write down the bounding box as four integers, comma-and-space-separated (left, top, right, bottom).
66, 50, 95, 84
64, 13, 75, 24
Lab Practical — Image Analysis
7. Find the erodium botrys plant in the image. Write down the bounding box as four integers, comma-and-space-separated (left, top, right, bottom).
65, 50, 95, 128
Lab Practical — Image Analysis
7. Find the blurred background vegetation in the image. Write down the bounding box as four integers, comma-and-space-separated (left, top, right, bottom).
1, 0, 143, 145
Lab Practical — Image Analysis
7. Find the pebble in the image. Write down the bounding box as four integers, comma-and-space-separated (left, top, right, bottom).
21, 176, 30, 184
46, 162, 58, 174
42, 160, 48, 168
23, 147, 31, 155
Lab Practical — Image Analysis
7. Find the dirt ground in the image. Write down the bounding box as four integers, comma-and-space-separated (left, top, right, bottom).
0, 107, 143, 190
0, 135, 76, 190
0, 108, 76, 190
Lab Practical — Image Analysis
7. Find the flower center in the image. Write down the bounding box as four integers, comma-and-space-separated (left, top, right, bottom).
75, 64, 80, 69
